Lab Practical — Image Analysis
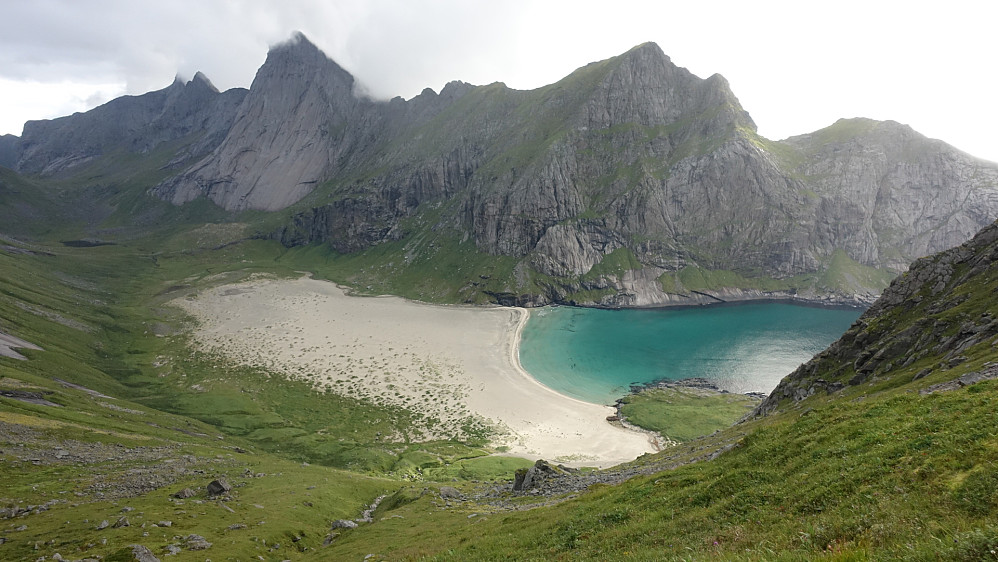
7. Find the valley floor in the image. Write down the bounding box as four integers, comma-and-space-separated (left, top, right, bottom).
174, 275, 655, 467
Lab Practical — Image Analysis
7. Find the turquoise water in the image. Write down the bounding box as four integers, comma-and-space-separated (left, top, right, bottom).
519, 303, 862, 404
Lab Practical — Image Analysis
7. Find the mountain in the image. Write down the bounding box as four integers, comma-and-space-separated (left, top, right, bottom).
158, 34, 998, 307
14, 72, 246, 175
13, 33, 998, 307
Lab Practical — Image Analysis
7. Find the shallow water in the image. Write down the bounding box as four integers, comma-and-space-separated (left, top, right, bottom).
518, 302, 862, 404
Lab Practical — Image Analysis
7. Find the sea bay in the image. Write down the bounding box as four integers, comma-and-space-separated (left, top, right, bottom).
519, 302, 863, 405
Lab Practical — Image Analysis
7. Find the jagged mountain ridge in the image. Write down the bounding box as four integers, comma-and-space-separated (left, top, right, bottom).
13, 72, 246, 175
12, 33, 998, 306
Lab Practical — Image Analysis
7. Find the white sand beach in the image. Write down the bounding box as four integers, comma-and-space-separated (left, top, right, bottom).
174, 276, 655, 467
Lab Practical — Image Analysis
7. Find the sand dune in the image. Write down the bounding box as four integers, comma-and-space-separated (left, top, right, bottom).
174, 276, 655, 467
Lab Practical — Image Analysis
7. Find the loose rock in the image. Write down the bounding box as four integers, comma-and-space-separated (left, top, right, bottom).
206, 479, 231, 496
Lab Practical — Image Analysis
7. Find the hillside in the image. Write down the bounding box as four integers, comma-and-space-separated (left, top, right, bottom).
1, 202, 995, 560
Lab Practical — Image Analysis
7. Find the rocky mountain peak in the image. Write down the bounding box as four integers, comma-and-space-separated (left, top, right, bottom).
578, 41, 754, 133
236, 32, 359, 121
153, 32, 366, 211
187, 71, 218, 92
622, 41, 671, 64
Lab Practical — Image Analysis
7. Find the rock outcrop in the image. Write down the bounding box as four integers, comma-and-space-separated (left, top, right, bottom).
754, 218, 998, 415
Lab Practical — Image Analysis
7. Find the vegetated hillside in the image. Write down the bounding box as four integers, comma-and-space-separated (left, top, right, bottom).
757, 217, 998, 415
7, 33, 998, 309
320, 220, 998, 561
0, 221, 538, 560
1, 151, 996, 559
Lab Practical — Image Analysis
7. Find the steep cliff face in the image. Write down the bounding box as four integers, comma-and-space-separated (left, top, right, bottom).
785, 119, 998, 272
255, 39, 998, 306
755, 218, 998, 415
16, 73, 246, 176
15, 33, 998, 306
154, 33, 368, 211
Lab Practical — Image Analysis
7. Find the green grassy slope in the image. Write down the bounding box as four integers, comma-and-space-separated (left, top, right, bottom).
329, 383, 998, 560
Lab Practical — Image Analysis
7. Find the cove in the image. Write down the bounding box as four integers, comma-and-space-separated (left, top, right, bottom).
519, 302, 862, 405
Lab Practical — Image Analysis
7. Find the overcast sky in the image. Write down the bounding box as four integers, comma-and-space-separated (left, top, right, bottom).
2, 0, 996, 162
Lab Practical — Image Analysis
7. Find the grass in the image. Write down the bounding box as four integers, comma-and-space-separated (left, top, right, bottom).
618, 387, 760, 442
326, 381, 998, 560
663, 250, 895, 299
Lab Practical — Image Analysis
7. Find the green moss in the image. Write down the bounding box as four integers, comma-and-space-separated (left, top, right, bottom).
818, 249, 897, 293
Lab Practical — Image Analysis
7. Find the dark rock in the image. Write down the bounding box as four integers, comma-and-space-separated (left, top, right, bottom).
513, 459, 568, 492
112, 516, 130, 528
206, 479, 231, 496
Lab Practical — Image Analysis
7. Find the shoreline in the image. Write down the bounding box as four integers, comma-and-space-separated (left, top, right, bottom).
583, 294, 872, 313
174, 276, 656, 468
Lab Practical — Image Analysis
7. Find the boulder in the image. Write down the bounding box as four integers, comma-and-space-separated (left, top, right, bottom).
206, 479, 232, 496
513, 459, 568, 492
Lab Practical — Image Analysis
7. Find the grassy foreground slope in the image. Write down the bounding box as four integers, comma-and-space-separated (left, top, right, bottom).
0, 215, 527, 559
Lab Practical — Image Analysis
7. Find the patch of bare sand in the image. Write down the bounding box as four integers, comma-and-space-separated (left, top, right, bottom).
174, 276, 654, 467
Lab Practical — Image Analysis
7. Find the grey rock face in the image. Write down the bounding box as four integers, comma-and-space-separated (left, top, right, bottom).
784, 119, 998, 272
154, 33, 367, 211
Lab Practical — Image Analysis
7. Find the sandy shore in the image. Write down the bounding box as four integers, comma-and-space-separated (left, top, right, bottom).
174, 276, 654, 467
